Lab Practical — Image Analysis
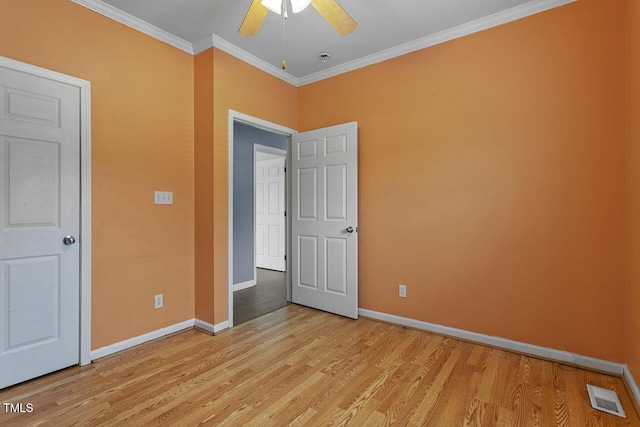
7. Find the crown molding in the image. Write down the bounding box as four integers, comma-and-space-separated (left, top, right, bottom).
192, 35, 214, 55
298, 0, 577, 86
71, 0, 575, 87
70, 0, 194, 54
207, 34, 300, 86
211, 34, 299, 86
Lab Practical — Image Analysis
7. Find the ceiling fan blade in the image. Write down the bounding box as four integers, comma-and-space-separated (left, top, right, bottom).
239, 0, 269, 36
311, 0, 357, 36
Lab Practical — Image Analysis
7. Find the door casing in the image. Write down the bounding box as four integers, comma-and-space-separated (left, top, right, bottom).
0, 56, 92, 366
228, 110, 295, 327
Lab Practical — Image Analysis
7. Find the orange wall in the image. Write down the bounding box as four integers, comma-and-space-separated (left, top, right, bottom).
194, 49, 215, 324
0, 0, 195, 349
211, 49, 297, 324
626, 0, 640, 377
1, 0, 633, 364
299, 0, 627, 361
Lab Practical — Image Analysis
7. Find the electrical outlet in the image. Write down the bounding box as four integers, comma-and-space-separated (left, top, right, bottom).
154, 294, 163, 309
399, 284, 407, 298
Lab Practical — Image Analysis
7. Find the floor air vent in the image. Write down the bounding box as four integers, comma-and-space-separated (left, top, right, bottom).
586, 384, 626, 418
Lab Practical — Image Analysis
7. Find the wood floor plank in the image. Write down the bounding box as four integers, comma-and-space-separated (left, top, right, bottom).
462, 398, 487, 427
0, 305, 638, 426
408, 348, 463, 426
497, 406, 515, 426
477, 347, 503, 403
285, 407, 318, 426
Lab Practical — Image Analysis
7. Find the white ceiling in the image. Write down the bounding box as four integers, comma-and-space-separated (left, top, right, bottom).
75, 0, 575, 85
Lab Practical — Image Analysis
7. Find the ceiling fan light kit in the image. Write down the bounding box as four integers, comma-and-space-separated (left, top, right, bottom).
239, 0, 356, 71
261, 0, 311, 14
240, 0, 357, 38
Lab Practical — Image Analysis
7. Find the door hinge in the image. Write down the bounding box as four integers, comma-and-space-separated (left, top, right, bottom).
285, 255, 287, 261
284, 210, 286, 217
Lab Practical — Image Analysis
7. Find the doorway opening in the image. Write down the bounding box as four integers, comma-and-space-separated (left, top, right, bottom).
228, 111, 295, 327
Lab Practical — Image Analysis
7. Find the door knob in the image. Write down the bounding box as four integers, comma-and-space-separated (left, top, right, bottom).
63, 235, 76, 245
345, 226, 354, 233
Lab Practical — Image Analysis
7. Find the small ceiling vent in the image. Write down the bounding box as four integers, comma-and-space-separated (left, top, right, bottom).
586, 384, 626, 418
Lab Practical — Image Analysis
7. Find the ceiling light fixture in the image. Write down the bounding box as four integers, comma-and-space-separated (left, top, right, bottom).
261, 0, 311, 15
239, 0, 357, 38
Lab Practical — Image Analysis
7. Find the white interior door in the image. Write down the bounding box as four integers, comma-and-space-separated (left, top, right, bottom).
0, 65, 80, 388
291, 122, 358, 319
256, 157, 286, 271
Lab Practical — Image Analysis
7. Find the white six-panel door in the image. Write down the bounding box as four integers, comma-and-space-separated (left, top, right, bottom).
291, 122, 358, 319
0, 65, 80, 388
256, 157, 286, 271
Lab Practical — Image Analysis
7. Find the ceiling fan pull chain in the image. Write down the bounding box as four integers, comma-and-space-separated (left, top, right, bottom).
281, 0, 287, 69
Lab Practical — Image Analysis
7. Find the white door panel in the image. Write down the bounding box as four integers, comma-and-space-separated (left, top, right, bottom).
256, 157, 286, 271
292, 122, 358, 319
0, 65, 80, 388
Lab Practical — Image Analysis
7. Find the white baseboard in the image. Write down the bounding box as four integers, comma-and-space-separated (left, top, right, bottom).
194, 318, 215, 334
91, 319, 195, 360
624, 365, 640, 409
233, 280, 256, 292
213, 320, 230, 334
87, 307, 637, 406
91, 318, 232, 361
194, 318, 229, 334
358, 308, 625, 376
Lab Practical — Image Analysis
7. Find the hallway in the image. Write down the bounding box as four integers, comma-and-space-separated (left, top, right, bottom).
233, 268, 287, 325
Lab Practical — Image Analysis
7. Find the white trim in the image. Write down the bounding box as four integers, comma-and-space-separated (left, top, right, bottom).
192, 35, 215, 56
195, 318, 229, 335
70, 0, 193, 54
234, 280, 257, 292
79, 73, 92, 367
358, 308, 625, 376
193, 35, 298, 86
71, 0, 574, 86
214, 321, 230, 334
194, 319, 215, 333
194, 318, 215, 334
624, 365, 640, 409
286, 139, 292, 303
229, 110, 296, 328
0, 56, 93, 367
298, 0, 577, 85
233, 112, 297, 137
210, 35, 298, 86
90, 319, 195, 360
191, 319, 230, 334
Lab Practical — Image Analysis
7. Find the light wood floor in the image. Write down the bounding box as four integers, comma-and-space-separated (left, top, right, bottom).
0, 305, 638, 426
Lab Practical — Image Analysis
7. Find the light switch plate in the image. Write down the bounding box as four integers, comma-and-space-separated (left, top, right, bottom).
154, 191, 173, 205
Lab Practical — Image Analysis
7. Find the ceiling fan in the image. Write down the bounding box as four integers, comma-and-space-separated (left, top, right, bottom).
239, 0, 357, 37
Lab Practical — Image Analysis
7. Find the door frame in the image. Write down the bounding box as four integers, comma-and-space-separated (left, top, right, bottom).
0, 56, 92, 366
228, 110, 294, 327
254, 144, 287, 277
